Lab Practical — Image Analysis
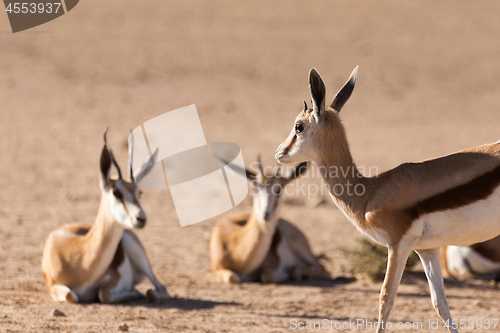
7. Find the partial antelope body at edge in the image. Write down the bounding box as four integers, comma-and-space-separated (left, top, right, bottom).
274, 67, 500, 333
41, 129, 170, 304
442, 235, 500, 281
209, 157, 330, 284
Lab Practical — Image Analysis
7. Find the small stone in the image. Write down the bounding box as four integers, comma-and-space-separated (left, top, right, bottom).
118, 323, 129, 331
52, 309, 65, 317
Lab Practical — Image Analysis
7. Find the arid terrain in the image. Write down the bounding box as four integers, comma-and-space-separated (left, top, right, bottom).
1, 1, 500, 332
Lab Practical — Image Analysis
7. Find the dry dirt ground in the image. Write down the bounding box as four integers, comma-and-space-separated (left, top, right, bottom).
1, 1, 500, 332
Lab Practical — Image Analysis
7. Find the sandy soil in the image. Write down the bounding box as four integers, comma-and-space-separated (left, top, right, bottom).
1, 1, 500, 332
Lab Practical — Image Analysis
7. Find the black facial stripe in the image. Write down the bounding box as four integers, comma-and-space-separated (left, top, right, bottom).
121, 202, 130, 218
113, 188, 124, 201
282, 135, 297, 155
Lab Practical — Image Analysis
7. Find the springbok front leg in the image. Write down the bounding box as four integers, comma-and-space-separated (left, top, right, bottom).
121, 231, 170, 303
377, 243, 415, 333
416, 248, 458, 333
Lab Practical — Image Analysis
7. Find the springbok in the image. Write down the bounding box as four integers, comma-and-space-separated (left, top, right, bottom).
209, 157, 329, 284
41, 129, 170, 304
442, 236, 500, 281
275, 67, 500, 332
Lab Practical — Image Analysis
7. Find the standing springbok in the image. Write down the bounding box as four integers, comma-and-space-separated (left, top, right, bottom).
41, 129, 170, 304
275, 67, 500, 333
442, 236, 500, 281
209, 157, 329, 284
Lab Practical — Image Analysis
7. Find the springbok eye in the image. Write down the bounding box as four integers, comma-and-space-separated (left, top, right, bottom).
295, 123, 304, 133
113, 189, 123, 201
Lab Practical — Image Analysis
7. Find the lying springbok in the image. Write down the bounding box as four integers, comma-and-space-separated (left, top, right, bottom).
275, 67, 500, 333
442, 236, 500, 281
41, 129, 170, 304
209, 157, 329, 283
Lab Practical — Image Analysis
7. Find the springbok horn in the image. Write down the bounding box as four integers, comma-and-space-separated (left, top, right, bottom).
257, 154, 264, 175
128, 130, 134, 181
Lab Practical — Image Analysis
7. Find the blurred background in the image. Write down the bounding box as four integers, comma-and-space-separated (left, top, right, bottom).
1, 1, 500, 331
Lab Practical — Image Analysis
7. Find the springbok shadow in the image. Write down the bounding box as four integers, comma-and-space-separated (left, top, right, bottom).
404, 271, 499, 292
112, 296, 241, 310
267, 276, 356, 288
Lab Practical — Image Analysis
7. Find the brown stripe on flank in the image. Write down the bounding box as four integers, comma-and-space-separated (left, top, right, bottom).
375, 163, 500, 244
282, 135, 297, 156
408, 163, 500, 220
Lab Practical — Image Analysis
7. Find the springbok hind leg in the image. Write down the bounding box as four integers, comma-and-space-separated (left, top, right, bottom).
416, 248, 458, 333
50, 285, 79, 303
214, 267, 241, 284
287, 238, 330, 280
98, 266, 145, 304
376, 243, 415, 333
99, 282, 144, 304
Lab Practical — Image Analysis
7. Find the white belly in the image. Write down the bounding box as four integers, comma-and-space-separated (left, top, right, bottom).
73, 253, 136, 302
415, 186, 500, 249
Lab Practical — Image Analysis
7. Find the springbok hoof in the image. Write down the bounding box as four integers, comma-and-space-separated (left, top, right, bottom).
147, 289, 171, 304
65, 290, 79, 303
227, 273, 241, 284
290, 267, 303, 281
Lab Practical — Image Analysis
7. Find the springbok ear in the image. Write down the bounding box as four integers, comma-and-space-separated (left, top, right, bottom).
100, 144, 112, 190
288, 161, 309, 180
103, 127, 122, 180
247, 154, 265, 186
245, 168, 257, 182
212, 153, 258, 184
330, 66, 358, 112
309, 68, 326, 123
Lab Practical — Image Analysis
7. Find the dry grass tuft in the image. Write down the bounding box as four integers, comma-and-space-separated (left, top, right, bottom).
350, 238, 419, 281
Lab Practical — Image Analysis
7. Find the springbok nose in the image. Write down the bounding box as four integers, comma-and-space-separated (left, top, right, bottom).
136, 216, 147, 228
275, 147, 283, 160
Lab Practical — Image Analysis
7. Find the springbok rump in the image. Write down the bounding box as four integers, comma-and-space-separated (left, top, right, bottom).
442, 236, 500, 281
275, 67, 500, 333
41, 129, 170, 304
209, 157, 329, 284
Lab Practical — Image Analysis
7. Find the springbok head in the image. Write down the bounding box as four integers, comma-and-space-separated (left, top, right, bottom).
245, 156, 308, 223
99, 128, 146, 229
275, 67, 358, 164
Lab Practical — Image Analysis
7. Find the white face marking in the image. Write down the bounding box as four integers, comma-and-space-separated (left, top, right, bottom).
253, 177, 283, 224
276, 113, 317, 164
108, 180, 146, 229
